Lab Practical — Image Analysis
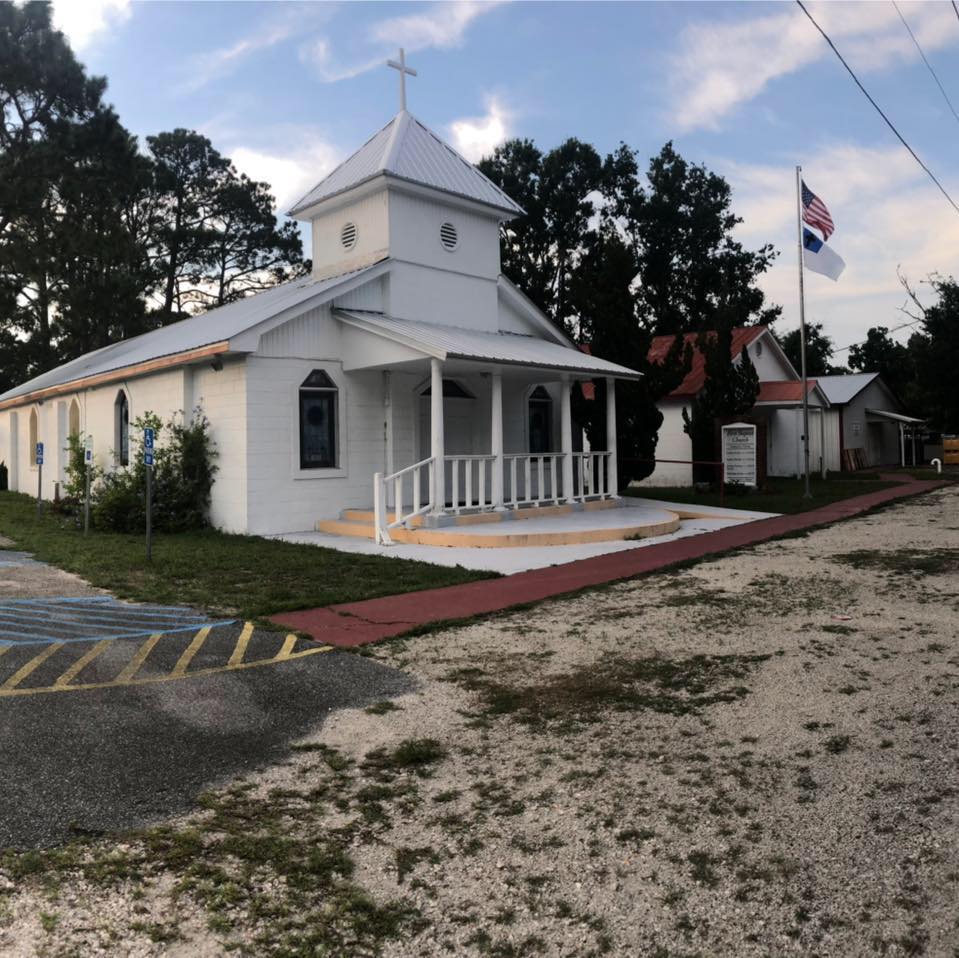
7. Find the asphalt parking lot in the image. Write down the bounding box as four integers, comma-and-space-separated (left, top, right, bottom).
0, 551, 413, 848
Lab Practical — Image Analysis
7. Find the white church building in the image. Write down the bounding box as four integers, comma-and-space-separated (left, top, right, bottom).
0, 82, 640, 542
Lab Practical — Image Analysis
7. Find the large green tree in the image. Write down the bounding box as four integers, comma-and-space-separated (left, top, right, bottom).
480, 138, 777, 481
847, 325, 914, 402
779, 322, 845, 377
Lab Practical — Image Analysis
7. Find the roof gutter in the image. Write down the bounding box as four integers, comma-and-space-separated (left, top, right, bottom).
0, 341, 230, 412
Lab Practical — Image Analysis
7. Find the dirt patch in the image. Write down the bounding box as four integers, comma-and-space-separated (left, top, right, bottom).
1, 487, 957, 956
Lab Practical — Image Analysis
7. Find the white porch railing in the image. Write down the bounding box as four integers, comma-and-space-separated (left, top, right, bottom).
446, 454, 495, 514
373, 456, 435, 545
372, 450, 615, 545
574, 451, 613, 500
504, 453, 562, 507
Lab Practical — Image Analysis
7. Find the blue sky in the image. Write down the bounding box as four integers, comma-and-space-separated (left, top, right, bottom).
54, 1, 959, 359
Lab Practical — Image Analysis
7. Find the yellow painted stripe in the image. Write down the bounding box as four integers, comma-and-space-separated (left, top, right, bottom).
171, 626, 211, 677
54, 639, 112, 688
0, 644, 335, 697
0, 645, 11, 660
2, 642, 65, 690
115, 633, 163, 683
274, 634, 299, 661
228, 622, 254, 667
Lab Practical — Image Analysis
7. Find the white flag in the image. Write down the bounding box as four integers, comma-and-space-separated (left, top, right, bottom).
803, 228, 845, 281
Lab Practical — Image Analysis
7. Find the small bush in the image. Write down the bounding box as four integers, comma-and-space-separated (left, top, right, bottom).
0, 460, 7, 491
93, 407, 218, 534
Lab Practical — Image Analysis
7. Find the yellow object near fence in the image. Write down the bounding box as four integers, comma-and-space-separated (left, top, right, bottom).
945, 438, 959, 465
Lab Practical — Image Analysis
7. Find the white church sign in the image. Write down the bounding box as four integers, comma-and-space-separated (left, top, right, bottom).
722, 422, 757, 487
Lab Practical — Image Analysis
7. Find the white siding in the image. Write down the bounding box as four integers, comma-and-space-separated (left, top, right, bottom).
640, 403, 693, 487
388, 190, 501, 280
310, 191, 389, 279
386, 260, 499, 331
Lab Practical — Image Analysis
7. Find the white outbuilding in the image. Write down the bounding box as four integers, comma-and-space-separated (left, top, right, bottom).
0, 104, 640, 538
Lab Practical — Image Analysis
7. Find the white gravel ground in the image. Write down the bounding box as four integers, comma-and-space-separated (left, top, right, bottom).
1, 486, 957, 957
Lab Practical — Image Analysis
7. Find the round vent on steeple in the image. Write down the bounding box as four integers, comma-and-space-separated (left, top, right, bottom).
440, 222, 459, 251
340, 222, 357, 250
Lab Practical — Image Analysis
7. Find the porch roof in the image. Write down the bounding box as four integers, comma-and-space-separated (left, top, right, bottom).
334, 310, 642, 379
865, 408, 925, 425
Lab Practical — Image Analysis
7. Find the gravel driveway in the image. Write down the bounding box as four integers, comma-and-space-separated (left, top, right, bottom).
1, 486, 956, 957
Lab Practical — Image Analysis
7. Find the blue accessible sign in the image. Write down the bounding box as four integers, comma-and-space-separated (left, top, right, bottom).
35, 442, 44, 465
144, 428, 154, 467
84, 437, 93, 465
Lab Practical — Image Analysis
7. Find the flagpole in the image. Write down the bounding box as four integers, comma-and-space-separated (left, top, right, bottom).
795, 165, 812, 498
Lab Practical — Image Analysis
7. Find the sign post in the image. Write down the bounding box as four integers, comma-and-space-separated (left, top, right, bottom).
721, 422, 758, 488
35, 442, 44, 516
144, 427, 154, 562
83, 437, 93, 536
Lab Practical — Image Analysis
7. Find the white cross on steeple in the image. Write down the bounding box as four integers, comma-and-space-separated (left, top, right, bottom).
386, 48, 417, 112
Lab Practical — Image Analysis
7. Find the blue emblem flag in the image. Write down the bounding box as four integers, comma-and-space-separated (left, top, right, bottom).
803, 228, 845, 281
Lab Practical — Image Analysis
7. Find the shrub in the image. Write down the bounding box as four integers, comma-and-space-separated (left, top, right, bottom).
0, 461, 6, 492
92, 407, 218, 534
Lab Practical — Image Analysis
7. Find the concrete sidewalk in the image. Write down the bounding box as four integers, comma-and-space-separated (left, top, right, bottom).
271, 476, 947, 647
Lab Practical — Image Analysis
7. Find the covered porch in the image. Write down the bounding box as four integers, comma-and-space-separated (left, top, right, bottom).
331, 310, 640, 545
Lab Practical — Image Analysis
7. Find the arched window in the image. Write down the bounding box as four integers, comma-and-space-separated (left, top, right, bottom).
115, 391, 130, 467
28, 408, 38, 466
299, 370, 338, 469
69, 399, 80, 438
528, 386, 553, 454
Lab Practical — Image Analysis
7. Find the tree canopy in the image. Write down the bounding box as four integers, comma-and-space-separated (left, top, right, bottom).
779, 322, 845, 378
0, 4, 306, 392
480, 138, 778, 481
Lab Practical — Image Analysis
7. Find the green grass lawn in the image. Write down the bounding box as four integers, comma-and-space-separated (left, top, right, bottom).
625, 476, 902, 515
0, 492, 493, 620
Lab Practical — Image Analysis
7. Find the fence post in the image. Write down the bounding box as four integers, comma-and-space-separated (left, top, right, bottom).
373, 472, 391, 546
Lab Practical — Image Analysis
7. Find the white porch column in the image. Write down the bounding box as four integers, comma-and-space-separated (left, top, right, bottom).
605, 377, 618, 497
560, 376, 574, 502
430, 358, 445, 513
899, 423, 905, 467
819, 408, 826, 478
490, 371, 504, 509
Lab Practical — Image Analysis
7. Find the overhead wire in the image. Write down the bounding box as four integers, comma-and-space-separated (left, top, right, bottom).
795, 0, 959, 217
891, 0, 959, 129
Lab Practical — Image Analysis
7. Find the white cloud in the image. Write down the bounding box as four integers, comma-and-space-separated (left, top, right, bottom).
177, 22, 296, 94
725, 143, 959, 352
51, 0, 131, 52
230, 138, 343, 214
301, 1, 505, 83
448, 96, 511, 162
670, 1, 959, 131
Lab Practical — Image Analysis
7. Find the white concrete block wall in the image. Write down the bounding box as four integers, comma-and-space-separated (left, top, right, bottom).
245, 358, 387, 534
190, 359, 248, 532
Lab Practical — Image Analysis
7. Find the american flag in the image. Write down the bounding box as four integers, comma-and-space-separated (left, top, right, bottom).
801, 181, 834, 241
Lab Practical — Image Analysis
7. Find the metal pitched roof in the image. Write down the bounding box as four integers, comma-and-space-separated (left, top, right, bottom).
288, 111, 523, 217
0, 262, 385, 405
815, 372, 880, 405
755, 380, 823, 404
335, 311, 641, 379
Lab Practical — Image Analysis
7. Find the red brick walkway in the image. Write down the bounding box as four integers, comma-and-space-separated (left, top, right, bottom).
272, 476, 946, 647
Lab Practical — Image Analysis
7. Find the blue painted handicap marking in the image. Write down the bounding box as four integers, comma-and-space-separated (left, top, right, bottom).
0, 597, 234, 645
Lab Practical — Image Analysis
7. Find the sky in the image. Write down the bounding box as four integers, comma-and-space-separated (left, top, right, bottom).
51, 0, 959, 359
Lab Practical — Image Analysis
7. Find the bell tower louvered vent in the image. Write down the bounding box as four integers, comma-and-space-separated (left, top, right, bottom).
439, 222, 458, 251
340, 222, 357, 250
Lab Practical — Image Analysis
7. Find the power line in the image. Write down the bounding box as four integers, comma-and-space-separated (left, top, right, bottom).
892, 0, 959, 129
953, 0, 959, 25
796, 0, 959, 217
832, 317, 922, 355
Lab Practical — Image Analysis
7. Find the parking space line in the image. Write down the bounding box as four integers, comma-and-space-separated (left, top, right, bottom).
115, 633, 162, 682
3, 642, 65, 691
274, 634, 299, 660
228, 622, 254, 666
171, 627, 211, 676
54, 639, 113, 688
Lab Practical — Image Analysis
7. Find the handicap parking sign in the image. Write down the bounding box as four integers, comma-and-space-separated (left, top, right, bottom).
84, 437, 93, 465
144, 427, 154, 467
35, 442, 43, 465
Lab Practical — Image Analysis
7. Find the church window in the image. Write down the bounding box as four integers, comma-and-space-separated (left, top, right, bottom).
299, 370, 338, 469
439, 221, 458, 251
421, 379, 473, 399
28, 408, 38, 466
69, 399, 80, 438
340, 222, 357, 250
115, 391, 130, 467
528, 386, 553, 454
